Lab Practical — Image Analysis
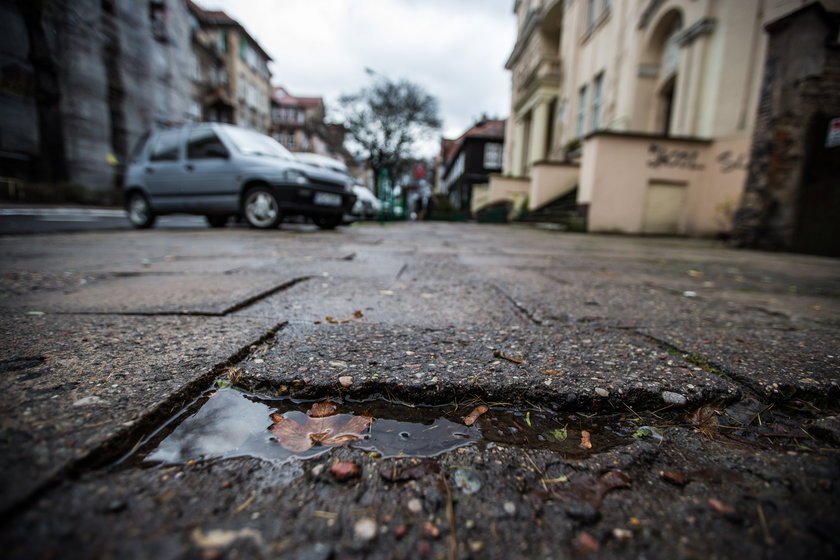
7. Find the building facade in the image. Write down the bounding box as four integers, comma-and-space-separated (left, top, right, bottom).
490, 0, 840, 237
187, 2, 272, 132
1, 0, 197, 199
440, 118, 506, 213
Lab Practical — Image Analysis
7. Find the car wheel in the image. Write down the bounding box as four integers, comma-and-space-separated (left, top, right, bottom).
127, 192, 156, 229
243, 186, 282, 229
206, 215, 229, 228
313, 214, 341, 230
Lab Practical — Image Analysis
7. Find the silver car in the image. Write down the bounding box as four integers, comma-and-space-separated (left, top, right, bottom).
124, 123, 356, 229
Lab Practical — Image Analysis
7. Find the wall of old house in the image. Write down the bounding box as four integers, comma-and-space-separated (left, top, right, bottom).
732, 4, 840, 255
1, 0, 198, 200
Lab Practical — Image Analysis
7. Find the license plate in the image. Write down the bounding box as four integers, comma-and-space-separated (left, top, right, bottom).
313, 192, 342, 206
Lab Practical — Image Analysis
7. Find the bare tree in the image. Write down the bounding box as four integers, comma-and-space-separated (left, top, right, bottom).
339, 73, 441, 195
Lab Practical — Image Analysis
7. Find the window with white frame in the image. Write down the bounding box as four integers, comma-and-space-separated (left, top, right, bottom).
586, 0, 596, 31
483, 142, 503, 169
577, 86, 588, 138
591, 73, 604, 131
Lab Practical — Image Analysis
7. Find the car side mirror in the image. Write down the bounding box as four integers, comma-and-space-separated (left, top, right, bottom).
205, 145, 229, 158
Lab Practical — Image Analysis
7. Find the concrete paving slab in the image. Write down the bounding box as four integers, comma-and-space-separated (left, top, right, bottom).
0, 313, 277, 512
2, 423, 835, 560
639, 324, 840, 403
0, 273, 303, 314
236, 323, 741, 410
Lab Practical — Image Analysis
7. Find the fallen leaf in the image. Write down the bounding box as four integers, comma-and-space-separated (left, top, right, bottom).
309, 401, 337, 418
463, 405, 489, 426
579, 430, 592, 449
661, 470, 689, 486
493, 350, 524, 364
525, 411, 532, 427
552, 471, 631, 507
269, 402, 371, 453
550, 426, 568, 442
329, 461, 361, 481
380, 460, 440, 482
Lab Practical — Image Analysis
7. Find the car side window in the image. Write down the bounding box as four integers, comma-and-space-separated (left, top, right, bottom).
187, 129, 228, 159
149, 130, 180, 162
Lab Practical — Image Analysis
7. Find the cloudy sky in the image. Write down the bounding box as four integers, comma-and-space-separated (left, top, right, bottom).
200, 0, 516, 156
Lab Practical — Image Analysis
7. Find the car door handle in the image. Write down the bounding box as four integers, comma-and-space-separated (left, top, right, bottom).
185, 164, 194, 172
145, 167, 154, 174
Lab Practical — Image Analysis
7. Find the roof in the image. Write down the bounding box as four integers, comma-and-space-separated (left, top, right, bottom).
442, 119, 506, 163
187, 0, 273, 62
271, 86, 324, 108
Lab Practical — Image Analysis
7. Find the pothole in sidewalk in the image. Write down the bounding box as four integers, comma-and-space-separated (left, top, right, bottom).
120, 385, 638, 467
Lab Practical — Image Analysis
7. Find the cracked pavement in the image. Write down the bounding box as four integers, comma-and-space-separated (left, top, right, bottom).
0, 221, 838, 559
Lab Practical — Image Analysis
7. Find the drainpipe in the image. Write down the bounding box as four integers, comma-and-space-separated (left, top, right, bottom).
738, 0, 765, 131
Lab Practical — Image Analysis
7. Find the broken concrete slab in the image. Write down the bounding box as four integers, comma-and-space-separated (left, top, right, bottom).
0, 313, 277, 513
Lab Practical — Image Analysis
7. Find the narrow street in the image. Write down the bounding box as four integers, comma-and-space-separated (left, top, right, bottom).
0, 221, 838, 559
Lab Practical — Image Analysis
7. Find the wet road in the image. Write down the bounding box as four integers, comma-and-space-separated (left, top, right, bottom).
0, 222, 838, 559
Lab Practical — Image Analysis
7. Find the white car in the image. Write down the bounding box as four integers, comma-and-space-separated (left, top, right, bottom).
294, 153, 381, 219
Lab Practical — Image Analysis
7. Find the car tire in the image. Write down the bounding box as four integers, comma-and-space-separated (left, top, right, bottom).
242, 186, 282, 229
206, 215, 229, 228
313, 214, 341, 230
127, 191, 156, 229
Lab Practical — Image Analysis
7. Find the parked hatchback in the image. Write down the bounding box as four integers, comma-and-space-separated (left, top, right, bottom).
124, 123, 356, 229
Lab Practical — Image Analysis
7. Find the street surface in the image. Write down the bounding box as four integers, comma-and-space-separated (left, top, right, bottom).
0, 220, 837, 559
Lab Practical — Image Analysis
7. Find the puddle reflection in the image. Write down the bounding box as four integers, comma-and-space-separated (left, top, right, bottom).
135, 387, 631, 466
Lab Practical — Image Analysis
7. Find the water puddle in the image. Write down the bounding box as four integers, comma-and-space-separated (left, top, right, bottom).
126, 386, 633, 467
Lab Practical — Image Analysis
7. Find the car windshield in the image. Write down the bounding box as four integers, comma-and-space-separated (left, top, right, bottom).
222, 127, 294, 160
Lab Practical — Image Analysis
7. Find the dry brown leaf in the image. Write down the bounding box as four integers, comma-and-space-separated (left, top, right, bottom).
579, 430, 592, 449
463, 405, 489, 426
270, 403, 371, 453
309, 401, 338, 418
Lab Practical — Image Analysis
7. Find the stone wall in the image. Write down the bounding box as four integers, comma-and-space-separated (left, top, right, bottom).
1, 0, 195, 202
731, 3, 840, 255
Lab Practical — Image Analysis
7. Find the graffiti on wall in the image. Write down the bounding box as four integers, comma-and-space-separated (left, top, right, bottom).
647, 144, 705, 170
715, 151, 748, 173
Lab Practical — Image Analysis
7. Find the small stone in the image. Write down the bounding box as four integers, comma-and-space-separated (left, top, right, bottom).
329, 461, 361, 482
595, 387, 609, 397
682, 291, 697, 298
422, 522, 440, 539
469, 540, 484, 552
338, 376, 353, 387
311, 464, 325, 477
662, 391, 687, 405
612, 528, 633, 540
354, 518, 377, 541
503, 501, 516, 515
73, 396, 107, 407
407, 498, 423, 513
574, 531, 600, 554
453, 469, 482, 495
395, 524, 408, 539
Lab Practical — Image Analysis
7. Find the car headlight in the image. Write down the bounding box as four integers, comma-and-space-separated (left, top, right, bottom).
283, 170, 308, 184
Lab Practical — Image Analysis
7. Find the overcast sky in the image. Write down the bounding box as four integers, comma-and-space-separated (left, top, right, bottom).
200, 0, 516, 157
